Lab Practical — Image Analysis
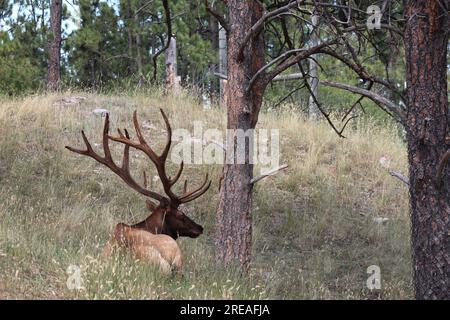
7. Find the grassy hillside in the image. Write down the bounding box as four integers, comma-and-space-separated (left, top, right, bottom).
0, 90, 412, 299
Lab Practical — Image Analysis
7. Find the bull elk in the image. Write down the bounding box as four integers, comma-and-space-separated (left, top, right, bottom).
66, 109, 211, 273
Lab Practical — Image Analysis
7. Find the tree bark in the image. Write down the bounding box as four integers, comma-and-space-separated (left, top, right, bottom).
46, 0, 62, 91
126, 0, 134, 74
215, 0, 265, 273
404, 0, 450, 299
209, 13, 219, 101
134, 1, 144, 85
308, 9, 319, 119
219, 23, 227, 106
165, 37, 179, 94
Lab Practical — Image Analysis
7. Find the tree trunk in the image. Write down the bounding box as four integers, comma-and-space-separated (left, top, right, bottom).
308, 9, 319, 119
134, 2, 144, 85
165, 37, 179, 94
215, 1, 265, 273
404, 0, 450, 299
209, 13, 219, 102
46, 0, 62, 91
218, 23, 228, 106
126, 0, 134, 74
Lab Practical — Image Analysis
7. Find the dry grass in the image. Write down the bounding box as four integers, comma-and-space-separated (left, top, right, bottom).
0, 90, 412, 299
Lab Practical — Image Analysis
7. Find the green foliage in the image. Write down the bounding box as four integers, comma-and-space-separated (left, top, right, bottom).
0, 0, 217, 94
0, 0, 52, 94
168, 0, 216, 85
0, 0, 406, 123
66, 0, 126, 87
0, 31, 42, 95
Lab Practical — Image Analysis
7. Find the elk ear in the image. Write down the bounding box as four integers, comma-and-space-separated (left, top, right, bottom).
146, 199, 158, 211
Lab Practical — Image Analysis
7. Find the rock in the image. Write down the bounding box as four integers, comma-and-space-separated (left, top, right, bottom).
378, 155, 391, 169
142, 121, 158, 131
373, 217, 389, 225
92, 108, 110, 117
62, 96, 86, 104
202, 94, 211, 110
53, 96, 86, 107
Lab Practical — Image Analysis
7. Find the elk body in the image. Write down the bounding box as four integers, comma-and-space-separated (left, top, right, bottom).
66, 109, 210, 273
102, 223, 183, 274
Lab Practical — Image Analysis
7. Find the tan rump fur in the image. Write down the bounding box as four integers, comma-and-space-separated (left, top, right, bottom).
103, 223, 183, 274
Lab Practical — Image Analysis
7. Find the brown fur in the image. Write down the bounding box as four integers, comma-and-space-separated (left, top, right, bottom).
102, 223, 183, 274
66, 110, 211, 274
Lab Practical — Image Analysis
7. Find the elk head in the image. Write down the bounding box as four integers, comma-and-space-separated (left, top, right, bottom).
65, 109, 211, 240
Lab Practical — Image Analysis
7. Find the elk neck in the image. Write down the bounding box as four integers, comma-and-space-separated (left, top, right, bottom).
130, 206, 179, 240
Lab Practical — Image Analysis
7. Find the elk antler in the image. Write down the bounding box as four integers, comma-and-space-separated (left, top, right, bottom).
66, 109, 211, 207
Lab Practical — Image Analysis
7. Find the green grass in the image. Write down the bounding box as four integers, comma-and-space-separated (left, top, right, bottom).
0, 89, 413, 299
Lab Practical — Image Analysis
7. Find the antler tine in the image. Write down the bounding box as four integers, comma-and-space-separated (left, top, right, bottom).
65, 130, 92, 155
181, 179, 212, 203
66, 114, 166, 203
143, 170, 148, 188
65, 113, 113, 164
132, 110, 147, 145
107, 111, 180, 203
170, 161, 184, 186
109, 112, 159, 165
121, 129, 130, 171
179, 173, 211, 203
102, 113, 112, 160
159, 108, 172, 161
132, 111, 159, 161
101, 110, 209, 207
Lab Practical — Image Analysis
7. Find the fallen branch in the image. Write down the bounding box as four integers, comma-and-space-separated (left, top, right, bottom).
251, 164, 288, 184
389, 171, 409, 187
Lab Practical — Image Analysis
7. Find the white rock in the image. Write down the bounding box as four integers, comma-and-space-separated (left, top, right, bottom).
62, 96, 86, 104
373, 217, 389, 224
202, 94, 211, 110
92, 108, 110, 117
378, 156, 391, 169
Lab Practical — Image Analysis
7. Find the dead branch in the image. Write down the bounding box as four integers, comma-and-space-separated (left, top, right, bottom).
151, 0, 172, 82
237, 0, 304, 62
250, 164, 288, 184
204, 0, 229, 33
340, 81, 372, 122
389, 171, 410, 187
298, 63, 355, 138
320, 80, 406, 123
214, 72, 304, 82
320, 47, 405, 101
246, 39, 336, 93
273, 83, 306, 109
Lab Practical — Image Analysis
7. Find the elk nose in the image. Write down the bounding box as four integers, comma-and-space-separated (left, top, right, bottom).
198, 226, 204, 234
